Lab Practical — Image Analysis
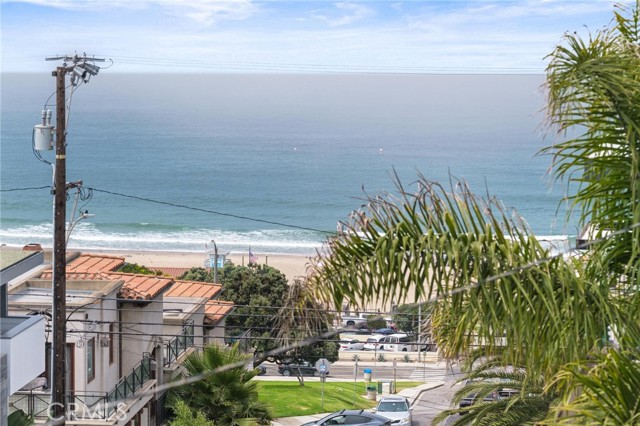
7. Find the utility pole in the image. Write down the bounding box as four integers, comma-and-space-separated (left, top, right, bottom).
37, 53, 105, 423
51, 66, 67, 422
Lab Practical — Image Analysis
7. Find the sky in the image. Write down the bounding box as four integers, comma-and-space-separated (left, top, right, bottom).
0, 0, 627, 74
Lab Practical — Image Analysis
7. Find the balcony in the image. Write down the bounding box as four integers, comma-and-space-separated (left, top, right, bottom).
9, 355, 153, 421
0, 315, 45, 394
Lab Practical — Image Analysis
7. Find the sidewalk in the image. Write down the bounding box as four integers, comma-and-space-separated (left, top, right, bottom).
271, 381, 444, 426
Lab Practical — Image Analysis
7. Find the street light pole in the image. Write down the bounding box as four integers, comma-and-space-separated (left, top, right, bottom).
210, 239, 218, 283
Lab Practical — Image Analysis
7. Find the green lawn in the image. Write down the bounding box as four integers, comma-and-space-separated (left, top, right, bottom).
257, 381, 421, 418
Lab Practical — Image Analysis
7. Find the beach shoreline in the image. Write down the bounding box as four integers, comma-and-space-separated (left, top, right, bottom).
1, 244, 313, 282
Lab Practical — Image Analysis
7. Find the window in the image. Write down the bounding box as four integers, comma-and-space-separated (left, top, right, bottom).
346, 415, 373, 424
109, 323, 115, 364
87, 338, 95, 383
325, 415, 346, 425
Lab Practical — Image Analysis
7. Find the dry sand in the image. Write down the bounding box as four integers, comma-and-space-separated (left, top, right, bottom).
2, 245, 313, 281
127, 251, 312, 281
78, 248, 313, 282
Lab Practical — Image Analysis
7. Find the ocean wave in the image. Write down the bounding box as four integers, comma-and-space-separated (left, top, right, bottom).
0, 222, 575, 256
0, 223, 326, 255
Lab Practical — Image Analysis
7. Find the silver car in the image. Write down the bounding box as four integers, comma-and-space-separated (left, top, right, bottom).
373, 396, 412, 426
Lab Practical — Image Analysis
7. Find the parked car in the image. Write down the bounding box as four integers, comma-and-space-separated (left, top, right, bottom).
363, 335, 386, 351
341, 313, 369, 327
278, 361, 326, 377
339, 339, 365, 351
380, 334, 413, 352
302, 409, 391, 426
375, 328, 396, 335
256, 365, 267, 376
374, 396, 412, 426
458, 380, 500, 415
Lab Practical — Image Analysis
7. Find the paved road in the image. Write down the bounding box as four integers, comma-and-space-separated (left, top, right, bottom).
410, 364, 460, 426
261, 362, 450, 383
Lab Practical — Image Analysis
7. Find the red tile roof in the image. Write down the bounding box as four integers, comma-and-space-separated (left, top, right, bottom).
103, 273, 174, 301
165, 281, 222, 299
38, 270, 173, 301
65, 253, 125, 273
39, 272, 106, 281
151, 267, 191, 278
38, 253, 223, 302
205, 300, 235, 324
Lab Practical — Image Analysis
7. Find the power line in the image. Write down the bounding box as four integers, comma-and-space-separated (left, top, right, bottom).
0, 185, 51, 192
0, 184, 336, 234
89, 187, 335, 234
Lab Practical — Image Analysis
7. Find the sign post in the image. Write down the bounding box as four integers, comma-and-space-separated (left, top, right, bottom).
316, 358, 330, 410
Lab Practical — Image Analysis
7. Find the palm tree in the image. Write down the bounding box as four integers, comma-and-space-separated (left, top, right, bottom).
168, 344, 273, 426
301, 2, 640, 423
433, 353, 556, 425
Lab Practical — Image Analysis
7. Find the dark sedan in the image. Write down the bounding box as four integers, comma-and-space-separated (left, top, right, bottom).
278, 361, 326, 377
302, 410, 391, 426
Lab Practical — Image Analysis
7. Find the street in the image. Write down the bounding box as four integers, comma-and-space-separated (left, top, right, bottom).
262, 359, 464, 425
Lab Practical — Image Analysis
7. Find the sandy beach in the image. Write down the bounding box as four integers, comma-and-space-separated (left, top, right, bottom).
120, 250, 313, 282
2, 245, 313, 282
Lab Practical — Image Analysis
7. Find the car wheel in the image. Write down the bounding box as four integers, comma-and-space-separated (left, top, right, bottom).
313, 370, 320, 377
282, 369, 291, 376
402, 348, 408, 352
347, 320, 355, 326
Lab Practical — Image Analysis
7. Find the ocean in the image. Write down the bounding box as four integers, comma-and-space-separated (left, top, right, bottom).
1, 73, 575, 256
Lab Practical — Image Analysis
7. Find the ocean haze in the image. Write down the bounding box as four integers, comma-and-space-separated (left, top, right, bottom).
1, 73, 573, 255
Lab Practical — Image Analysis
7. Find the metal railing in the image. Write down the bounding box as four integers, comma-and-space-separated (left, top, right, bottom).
164, 321, 195, 366
9, 390, 51, 419
9, 355, 153, 420
9, 391, 113, 420
106, 353, 151, 411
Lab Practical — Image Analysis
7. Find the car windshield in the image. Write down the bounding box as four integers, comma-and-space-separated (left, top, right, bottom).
377, 401, 408, 412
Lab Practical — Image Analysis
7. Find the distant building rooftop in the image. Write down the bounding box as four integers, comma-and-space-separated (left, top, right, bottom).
165, 281, 222, 299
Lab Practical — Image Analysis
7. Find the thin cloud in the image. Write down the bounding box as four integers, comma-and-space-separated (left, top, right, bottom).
312, 2, 374, 27
163, 0, 258, 25
5, 0, 258, 24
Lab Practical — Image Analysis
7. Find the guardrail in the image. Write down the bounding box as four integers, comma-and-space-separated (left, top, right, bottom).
9, 354, 153, 420
164, 321, 195, 366
107, 353, 151, 411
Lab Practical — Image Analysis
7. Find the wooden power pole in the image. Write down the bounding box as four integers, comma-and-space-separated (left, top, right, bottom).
51, 66, 67, 423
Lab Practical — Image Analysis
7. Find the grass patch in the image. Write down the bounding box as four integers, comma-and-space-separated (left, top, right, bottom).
257, 381, 421, 418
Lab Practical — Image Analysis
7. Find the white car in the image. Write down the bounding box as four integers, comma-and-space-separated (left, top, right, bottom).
339, 339, 365, 350
363, 335, 386, 351
374, 396, 412, 426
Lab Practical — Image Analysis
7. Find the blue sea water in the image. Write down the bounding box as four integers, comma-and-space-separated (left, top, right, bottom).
1, 73, 575, 255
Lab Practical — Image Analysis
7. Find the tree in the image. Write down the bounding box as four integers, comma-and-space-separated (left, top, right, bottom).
179, 264, 289, 347
392, 303, 432, 334
168, 344, 273, 426
302, 2, 640, 423
179, 266, 214, 282
179, 265, 337, 373
119, 263, 163, 275
365, 315, 386, 330
256, 277, 339, 370
169, 400, 215, 426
